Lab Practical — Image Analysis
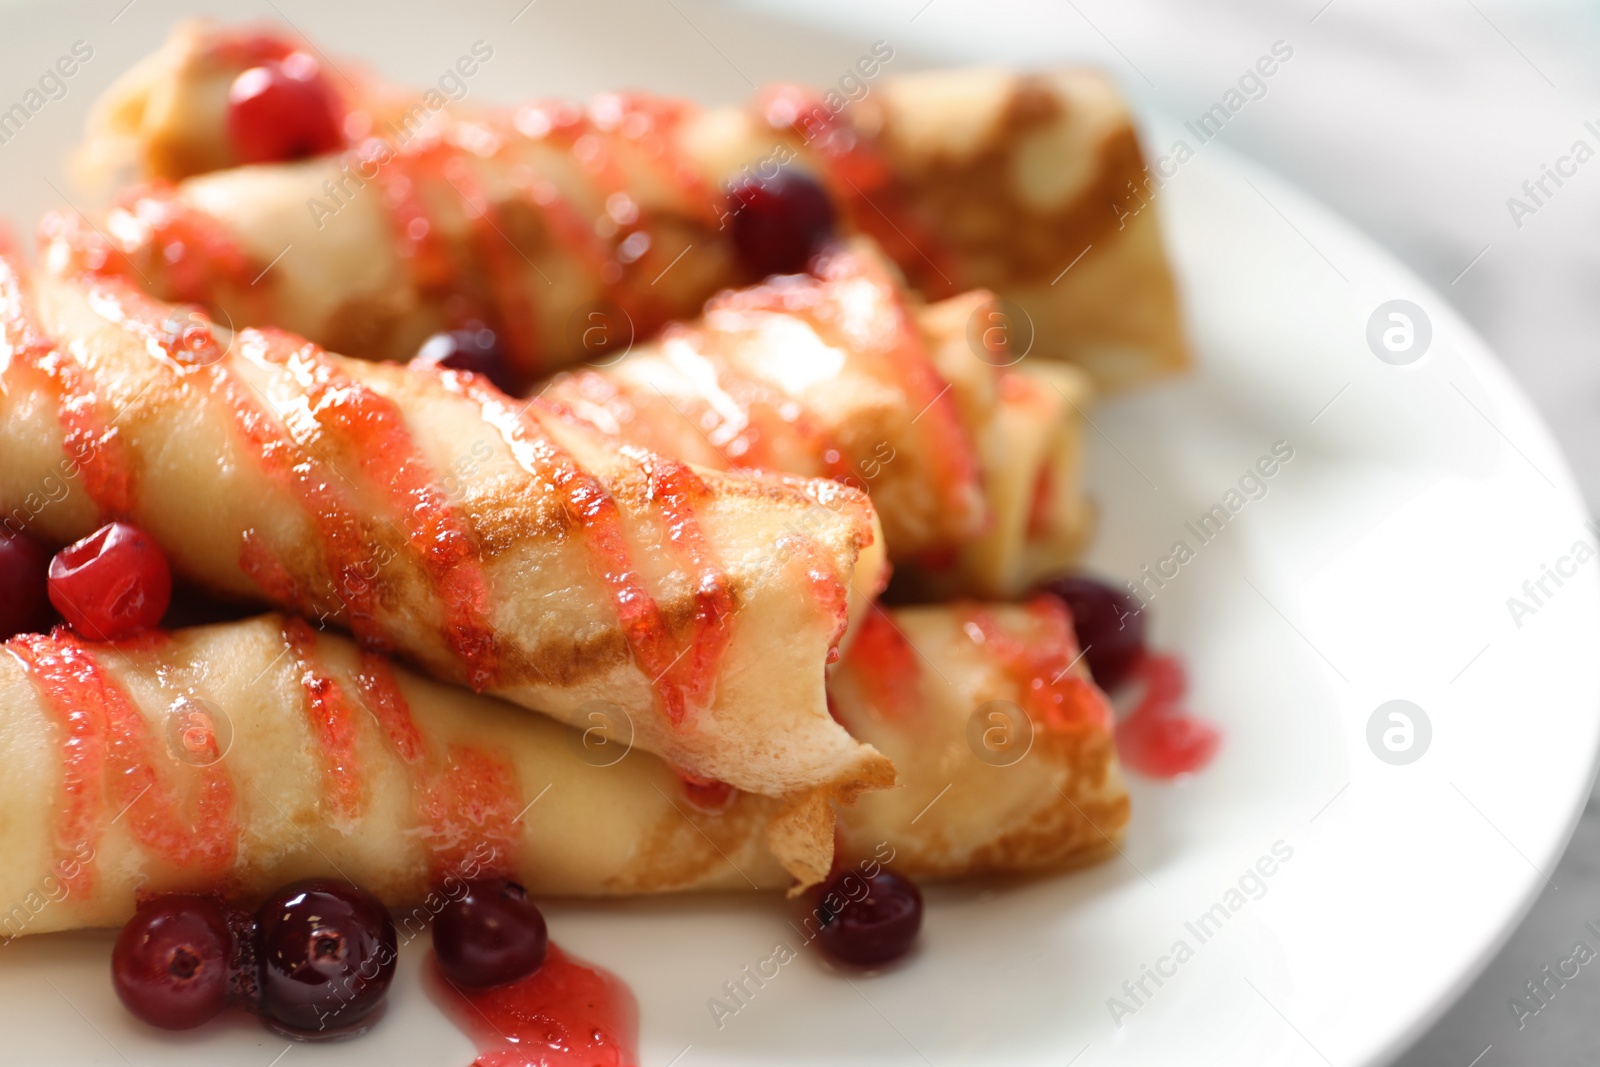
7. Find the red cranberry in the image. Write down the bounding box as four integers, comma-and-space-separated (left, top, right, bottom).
412, 328, 516, 393
257, 879, 396, 1037
815, 869, 922, 966
0, 532, 54, 639
112, 896, 234, 1030
227, 52, 345, 165
48, 522, 172, 641
1039, 574, 1146, 690
432, 879, 548, 989
728, 170, 835, 278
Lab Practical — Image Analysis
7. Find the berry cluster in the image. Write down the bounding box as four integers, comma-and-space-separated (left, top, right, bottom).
113, 876, 553, 1035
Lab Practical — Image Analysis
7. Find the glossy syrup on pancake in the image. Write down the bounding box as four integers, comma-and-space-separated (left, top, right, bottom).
962, 597, 1113, 731
25, 268, 750, 727
0, 252, 135, 519
5, 621, 531, 895
256, 331, 499, 686
9, 630, 238, 893
354, 92, 722, 379
442, 371, 740, 726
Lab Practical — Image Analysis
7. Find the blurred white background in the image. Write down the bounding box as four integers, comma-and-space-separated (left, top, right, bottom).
755, 1, 1600, 1061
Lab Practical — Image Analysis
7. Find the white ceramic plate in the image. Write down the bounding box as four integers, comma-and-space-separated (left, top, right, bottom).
1, 2, 1597, 1065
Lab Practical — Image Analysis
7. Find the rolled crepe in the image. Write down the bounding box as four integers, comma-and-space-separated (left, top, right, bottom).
0, 604, 1124, 933
66, 21, 1187, 391
0, 252, 893, 878
0, 614, 795, 931
832, 596, 1127, 878
76, 22, 419, 184
547, 240, 1093, 588
904, 357, 1096, 598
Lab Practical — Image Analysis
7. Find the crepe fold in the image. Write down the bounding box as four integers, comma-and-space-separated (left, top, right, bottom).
831, 597, 1127, 879
67, 20, 1187, 391
0, 603, 1124, 934
0, 251, 900, 886
544, 240, 1092, 588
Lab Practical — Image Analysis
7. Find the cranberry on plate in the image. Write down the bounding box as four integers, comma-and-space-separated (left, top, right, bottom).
815, 869, 923, 966
0, 532, 54, 639
47, 522, 172, 641
412, 328, 516, 394
227, 51, 346, 165
728, 169, 836, 278
1038, 573, 1147, 690
112, 896, 236, 1030
432, 878, 549, 989
256, 878, 397, 1037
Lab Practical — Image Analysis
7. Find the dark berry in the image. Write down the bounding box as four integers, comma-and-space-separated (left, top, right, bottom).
48, 522, 172, 641
815, 869, 922, 966
227, 52, 345, 165
728, 169, 835, 278
432, 879, 548, 989
0, 532, 54, 639
1040, 574, 1146, 690
413, 328, 516, 394
257, 879, 396, 1037
112, 896, 234, 1029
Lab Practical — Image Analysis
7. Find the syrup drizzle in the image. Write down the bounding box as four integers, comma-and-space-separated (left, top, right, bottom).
781, 529, 855, 666
962, 598, 1114, 732
102, 184, 263, 310
194, 323, 389, 647
51, 261, 763, 731
438, 140, 545, 374
353, 647, 522, 875
359, 93, 715, 371
9, 630, 239, 886
629, 327, 855, 483
355, 650, 426, 764
428, 945, 639, 1067
281, 616, 366, 820
237, 528, 312, 616
251, 328, 498, 689
7, 621, 526, 904
73, 278, 501, 681
268, 617, 524, 876
520, 94, 692, 337
707, 245, 979, 512
282, 619, 524, 874
5, 634, 109, 899
588, 92, 719, 225
757, 85, 961, 299
437, 369, 732, 726
0, 254, 136, 519
368, 141, 462, 294
41, 188, 262, 320
204, 27, 298, 67
634, 456, 732, 712
49, 257, 755, 730
418, 745, 523, 877
839, 609, 920, 720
